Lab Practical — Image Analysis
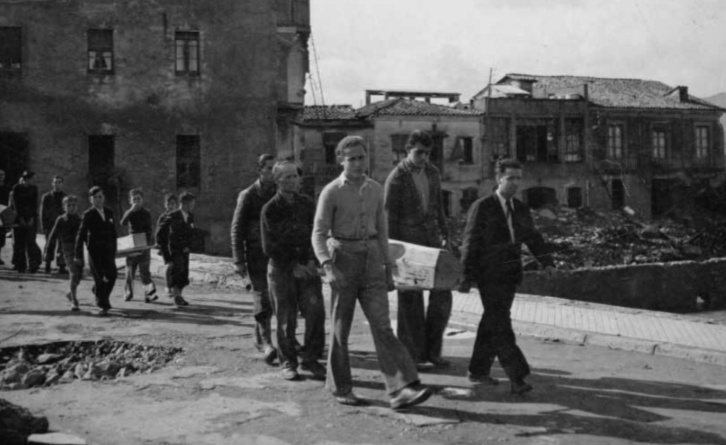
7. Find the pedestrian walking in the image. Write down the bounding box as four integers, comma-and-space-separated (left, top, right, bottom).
0, 169, 10, 266
40, 175, 67, 274
459, 158, 555, 394
156, 191, 196, 307
312, 135, 431, 409
9, 170, 42, 273
383, 129, 452, 370
120, 188, 157, 303
45, 195, 82, 311
231, 154, 277, 364
261, 161, 326, 381
156, 193, 179, 298
74, 186, 118, 317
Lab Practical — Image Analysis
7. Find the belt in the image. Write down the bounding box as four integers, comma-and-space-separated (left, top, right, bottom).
333, 235, 377, 241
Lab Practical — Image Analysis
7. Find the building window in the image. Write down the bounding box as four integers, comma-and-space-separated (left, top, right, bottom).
607, 124, 624, 160
323, 131, 346, 165
0, 27, 22, 75
695, 125, 710, 159
460, 137, 474, 164
460, 188, 478, 214
88, 29, 114, 73
651, 128, 667, 159
175, 31, 200, 74
176, 135, 201, 188
566, 187, 583, 208
391, 134, 408, 164
611, 179, 625, 210
564, 119, 583, 162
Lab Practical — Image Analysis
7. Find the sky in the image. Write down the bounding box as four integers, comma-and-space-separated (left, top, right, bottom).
305, 0, 726, 107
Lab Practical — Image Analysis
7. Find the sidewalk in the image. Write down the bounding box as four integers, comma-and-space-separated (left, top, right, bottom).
146, 248, 726, 367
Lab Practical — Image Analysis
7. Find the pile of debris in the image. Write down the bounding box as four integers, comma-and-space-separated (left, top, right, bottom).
0, 340, 183, 390
448, 207, 726, 271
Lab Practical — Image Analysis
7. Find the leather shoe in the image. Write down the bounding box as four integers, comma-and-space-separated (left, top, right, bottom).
467, 372, 499, 385
280, 368, 299, 381
263, 345, 277, 365
390, 384, 432, 410
429, 357, 451, 368
510, 379, 533, 395
301, 360, 326, 380
335, 392, 368, 406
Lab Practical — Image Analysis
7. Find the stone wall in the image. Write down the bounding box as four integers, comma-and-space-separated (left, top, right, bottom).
519, 258, 726, 312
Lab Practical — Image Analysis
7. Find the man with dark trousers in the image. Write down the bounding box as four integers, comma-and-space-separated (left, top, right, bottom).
40, 175, 67, 274
156, 191, 196, 308
261, 161, 326, 381
460, 158, 555, 395
121, 188, 157, 303
9, 170, 42, 273
0, 169, 10, 265
231, 154, 277, 364
384, 129, 452, 369
75, 186, 118, 316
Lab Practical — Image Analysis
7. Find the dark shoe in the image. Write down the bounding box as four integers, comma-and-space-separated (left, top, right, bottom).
174, 296, 189, 307
263, 345, 278, 366
58, 266, 68, 275
510, 379, 533, 395
97, 309, 109, 317
0, 259, 5, 265
145, 286, 157, 298
390, 384, 432, 410
280, 368, 299, 381
468, 372, 500, 385
144, 295, 158, 303
335, 392, 368, 406
28, 267, 38, 274
44, 264, 51, 274
429, 357, 451, 368
124, 294, 134, 302
301, 360, 326, 380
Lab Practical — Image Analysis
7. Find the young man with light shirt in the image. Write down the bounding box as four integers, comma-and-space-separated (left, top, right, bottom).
312, 135, 432, 410
459, 158, 555, 395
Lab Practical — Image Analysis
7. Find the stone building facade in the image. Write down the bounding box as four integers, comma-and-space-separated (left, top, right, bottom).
472, 74, 725, 218
0, 0, 309, 254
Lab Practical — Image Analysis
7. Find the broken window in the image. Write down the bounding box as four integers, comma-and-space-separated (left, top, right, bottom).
323, 131, 346, 165
611, 179, 625, 210
176, 135, 201, 188
651, 127, 667, 159
0, 27, 22, 75
564, 119, 583, 162
566, 187, 583, 208
390, 134, 408, 164
88, 29, 114, 73
695, 125, 710, 159
175, 31, 200, 75
607, 124, 624, 160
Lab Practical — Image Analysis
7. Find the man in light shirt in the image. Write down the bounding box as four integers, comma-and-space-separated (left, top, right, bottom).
312, 135, 431, 410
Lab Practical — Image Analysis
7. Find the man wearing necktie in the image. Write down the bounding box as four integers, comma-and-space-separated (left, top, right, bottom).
459, 158, 555, 395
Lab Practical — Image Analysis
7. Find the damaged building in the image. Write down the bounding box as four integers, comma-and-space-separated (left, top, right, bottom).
0, 0, 310, 254
472, 74, 726, 218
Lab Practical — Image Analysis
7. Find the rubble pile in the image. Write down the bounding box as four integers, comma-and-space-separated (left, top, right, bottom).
0, 399, 49, 445
0, 340, 183, 390
448, 207, 726, 270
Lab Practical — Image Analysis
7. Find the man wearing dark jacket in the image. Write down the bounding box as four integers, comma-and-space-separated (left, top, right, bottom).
231, 154, 277, 363
459, 158, 555, 395
75, 186, 118, 316
40, 175, 67, 274
156, 191, 196, 308
9, 170, 42, 273
383, 130, 452, 369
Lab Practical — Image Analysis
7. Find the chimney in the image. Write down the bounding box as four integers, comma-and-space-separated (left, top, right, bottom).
679, 86, 689, 103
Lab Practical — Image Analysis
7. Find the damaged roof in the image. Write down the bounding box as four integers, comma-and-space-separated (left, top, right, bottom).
303, 105, 358, 121
356, 98, 484, 117
498, 73, 723, 111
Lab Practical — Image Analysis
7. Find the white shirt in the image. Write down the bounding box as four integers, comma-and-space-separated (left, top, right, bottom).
495, 190, 515, 243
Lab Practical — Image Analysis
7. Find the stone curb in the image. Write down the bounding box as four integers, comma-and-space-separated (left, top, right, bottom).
449, 310, 726, 367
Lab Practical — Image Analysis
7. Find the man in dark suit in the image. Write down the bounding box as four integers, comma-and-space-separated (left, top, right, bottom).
75, 186, 118, 316
384, 129, 452, 369
40, 175, 67, 274
156, 191, 196, 307
459, 158, 555, 394
9, 170, 42, 273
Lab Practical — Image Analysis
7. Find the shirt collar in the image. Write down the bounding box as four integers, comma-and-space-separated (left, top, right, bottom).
340, 173, 370, 188
495, 190, 512, 207
402, 158, 425, 173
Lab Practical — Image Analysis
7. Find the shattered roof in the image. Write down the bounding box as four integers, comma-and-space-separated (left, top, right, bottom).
303, 105, 358, 120
356, 98, 484, 117
499, 73, 723, 111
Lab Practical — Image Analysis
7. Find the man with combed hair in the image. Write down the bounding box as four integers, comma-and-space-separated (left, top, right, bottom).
231, 154, 277, 364
261, 161, 326, 381
384, 129, 452, 369
312, 135, 432, 410
460, 158, 555, 395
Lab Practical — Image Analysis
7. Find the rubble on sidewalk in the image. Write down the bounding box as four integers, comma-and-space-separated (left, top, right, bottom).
0, 340, 182, 390
0, 398, 49, 445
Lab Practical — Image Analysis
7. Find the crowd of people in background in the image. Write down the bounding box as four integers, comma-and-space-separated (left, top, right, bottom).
0, 128, 555, 410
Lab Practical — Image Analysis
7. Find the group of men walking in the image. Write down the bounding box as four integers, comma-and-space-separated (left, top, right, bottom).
230, 129, 554, 409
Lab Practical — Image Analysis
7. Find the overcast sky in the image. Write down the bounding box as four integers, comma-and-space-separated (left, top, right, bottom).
305, 0, 726, 107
